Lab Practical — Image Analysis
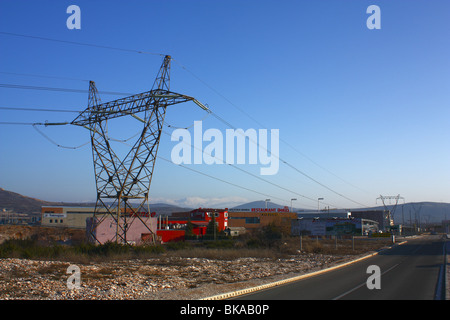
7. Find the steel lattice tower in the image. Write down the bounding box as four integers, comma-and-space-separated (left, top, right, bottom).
376, 194, 405, 226
71, 55, 209, 244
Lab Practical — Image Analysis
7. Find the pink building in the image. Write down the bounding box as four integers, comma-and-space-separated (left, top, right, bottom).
86, 216, 157, 245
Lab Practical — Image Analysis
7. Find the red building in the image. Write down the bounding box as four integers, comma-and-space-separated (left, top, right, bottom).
156, 208, 228, 243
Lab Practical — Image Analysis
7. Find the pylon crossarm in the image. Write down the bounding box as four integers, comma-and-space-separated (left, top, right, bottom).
70, 90, 198, 126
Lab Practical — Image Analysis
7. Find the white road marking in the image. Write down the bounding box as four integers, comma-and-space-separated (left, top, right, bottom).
332, 263, 400, 300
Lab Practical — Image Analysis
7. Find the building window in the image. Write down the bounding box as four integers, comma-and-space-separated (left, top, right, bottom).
60, 219, 63, 223
245, 217, 260, 224
49, 219, 53, 223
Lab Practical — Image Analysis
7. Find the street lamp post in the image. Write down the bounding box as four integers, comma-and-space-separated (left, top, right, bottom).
290, 198, 297, 212
318, 198, 324, 213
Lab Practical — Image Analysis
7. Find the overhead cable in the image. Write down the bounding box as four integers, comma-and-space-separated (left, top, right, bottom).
0, 83, 133, 96
0, 31, 164, 57
173, 59, 371, 199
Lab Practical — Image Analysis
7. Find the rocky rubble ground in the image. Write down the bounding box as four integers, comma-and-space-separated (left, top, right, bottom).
0, 254, 354, 300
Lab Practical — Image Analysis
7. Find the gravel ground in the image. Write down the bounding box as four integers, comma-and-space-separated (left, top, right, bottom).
2, 237, 447, 300
0, 253, 356, 300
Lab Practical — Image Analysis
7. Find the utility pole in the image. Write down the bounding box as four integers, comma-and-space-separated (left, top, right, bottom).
402, 204, 404, 227
411, 203, 422, 234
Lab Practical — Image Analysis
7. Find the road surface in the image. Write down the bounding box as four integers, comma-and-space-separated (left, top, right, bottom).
234, 235, 447, 300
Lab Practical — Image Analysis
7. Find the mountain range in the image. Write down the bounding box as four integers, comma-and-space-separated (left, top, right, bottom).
1, 187, 449, 223
0, 188, 190, 216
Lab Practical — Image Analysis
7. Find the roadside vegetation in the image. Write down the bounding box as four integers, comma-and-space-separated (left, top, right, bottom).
0, 223, 392, 263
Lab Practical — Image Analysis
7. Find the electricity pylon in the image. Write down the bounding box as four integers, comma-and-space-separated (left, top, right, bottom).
71, 55, 209, 244
376, 194, 405, 227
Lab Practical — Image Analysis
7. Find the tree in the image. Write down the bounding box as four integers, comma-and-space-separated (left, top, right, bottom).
185, 218, 194, 239
260, 222, 282, 247
206, 214, 219, 240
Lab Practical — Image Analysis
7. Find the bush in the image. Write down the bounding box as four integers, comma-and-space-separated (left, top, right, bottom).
247, 223, 283, 248
165, 241, 191, 251
0, 239, 168, 261
0, 239, 70, 259
245, 237, 263, 248
203, 239, 234, 249
132, 243, 166, 256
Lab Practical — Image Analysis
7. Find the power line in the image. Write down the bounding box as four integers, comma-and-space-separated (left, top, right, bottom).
0, 106, 355, 210
26, 119, 308, 208
0, 121, 69, 126
0, 71, 90, 82
111, 124, 319, 209
172, 62, 368, 207
0, 31, 367, 209
281, 160, 369, 208
173, 60, 371, 198
0, 83, 133, 96
0, 84, 370, 207
0, 106, 81, 113
161, 128, 327, 210
0, 29, 369, 208
0, 31, 164, 57
5, 111, 322, 209
204, 108, 370, 208
32, 124, 89, 150
0, 90, 369, 208
0, 121, 40, 125
157, 155, 291, 207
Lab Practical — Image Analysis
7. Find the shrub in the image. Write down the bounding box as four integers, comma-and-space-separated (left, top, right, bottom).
203, 239, 234, 249
165, 241, 191, 251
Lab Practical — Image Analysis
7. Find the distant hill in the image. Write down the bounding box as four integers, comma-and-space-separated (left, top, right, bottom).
346, 202, 450, 224
231, 200, 290, 210
148, 203, 192, 215
0, 188, 68, 214
392, 202, 450, 224
2, 188, 449, 223
231, 199, 450, 224
0, 188, 190, 215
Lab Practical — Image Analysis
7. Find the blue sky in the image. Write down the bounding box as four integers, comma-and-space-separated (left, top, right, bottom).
0, 0, 449, 210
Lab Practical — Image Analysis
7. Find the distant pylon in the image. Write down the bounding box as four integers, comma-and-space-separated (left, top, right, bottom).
376, 194, 405, 226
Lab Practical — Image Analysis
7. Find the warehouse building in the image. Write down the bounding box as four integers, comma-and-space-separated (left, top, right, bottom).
41, 206, 98, 229
228, 207, 296, 235
291, 217, 379, 236
41, 206, 152, 229
296, 211, 350, 219
349, 210, 391, 231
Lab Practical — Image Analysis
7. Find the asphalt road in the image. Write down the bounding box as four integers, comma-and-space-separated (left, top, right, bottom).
234, 235, 447, 300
